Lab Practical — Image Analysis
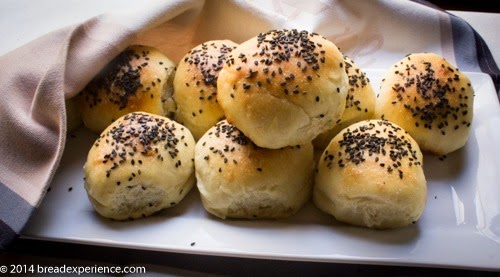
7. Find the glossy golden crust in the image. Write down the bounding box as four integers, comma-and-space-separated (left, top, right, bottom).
84, 112, 195, 220
217, 29, 348, 149
314, 120, 427, 229
374, 53, 474, 155
313, 55, 376, 150
173, 40, 238, 140
78, 45, 176, 134
195, 120, 314, 219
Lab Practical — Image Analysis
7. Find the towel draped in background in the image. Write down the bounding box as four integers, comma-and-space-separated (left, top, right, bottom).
0, 0, 499, 250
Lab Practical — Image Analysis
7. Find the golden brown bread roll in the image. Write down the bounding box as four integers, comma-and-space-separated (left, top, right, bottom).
374, 52, 474, 155
217, 29, 348, 149
195, 120, 314, 219
313, 55, 376, 150
84, 112, 195, 220
78, 45, 176, 134
314, 120, 427, 229
173, 40, 238, 140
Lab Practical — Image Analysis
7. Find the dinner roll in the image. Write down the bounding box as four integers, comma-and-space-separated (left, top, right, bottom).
374, 53, 474, 155
78, 45, 176, 133
195, 120, 314, 219
84, 112, 195, 220
313, 55, 376, 150
314, 120, 427, 229
173, 40, 238, 141
217, 29, 348, 149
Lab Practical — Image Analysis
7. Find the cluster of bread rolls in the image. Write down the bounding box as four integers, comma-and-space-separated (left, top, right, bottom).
314, 53, 474, 228
78, 29, 474, 229
195, 29, 347, 219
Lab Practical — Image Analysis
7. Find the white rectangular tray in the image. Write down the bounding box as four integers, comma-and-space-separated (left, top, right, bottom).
22, 70, 500, 270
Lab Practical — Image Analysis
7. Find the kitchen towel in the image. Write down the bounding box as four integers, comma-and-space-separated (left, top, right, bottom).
1, 0, 498, 250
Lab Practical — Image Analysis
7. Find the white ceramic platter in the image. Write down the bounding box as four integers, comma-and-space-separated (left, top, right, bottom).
22, 70, 500, 270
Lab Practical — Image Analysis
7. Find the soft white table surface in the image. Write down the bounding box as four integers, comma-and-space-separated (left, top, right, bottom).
1, 2, 499, 275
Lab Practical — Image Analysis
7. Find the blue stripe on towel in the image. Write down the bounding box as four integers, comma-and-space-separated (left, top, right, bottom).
0, 182, 35, 250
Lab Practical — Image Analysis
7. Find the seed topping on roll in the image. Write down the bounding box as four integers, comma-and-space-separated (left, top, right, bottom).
375, 53, 474, 155
174, 40, 238, 140
322, 120, 422, 179
84, 48, 168, 110
314, 119, 426, 229
84, 111, 195, 220
200, 122, 261, 174
312, 55, 376, 150
195, 120, 314, 219
345, 57, 371, 112
225, 29, 334, 95
184, 42, 236, 89
382, 55, 472, 132
94, 112, 189, 181
79, 45, 177, 134
217, 29, 348, 149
